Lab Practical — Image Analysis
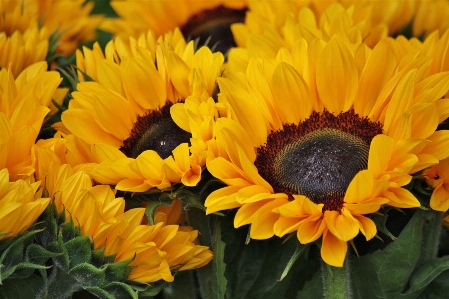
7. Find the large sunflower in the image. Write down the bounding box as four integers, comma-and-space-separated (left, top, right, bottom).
61, 29, 225, 192
205, 36, 449, 267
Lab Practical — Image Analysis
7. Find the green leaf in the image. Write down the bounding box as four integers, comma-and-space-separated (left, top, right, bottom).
0, 274, 46, 299
220, 213, 313, 299
65, 236, 92, 268
69, 263, 107, 287
186, 208, 214, 298
398, 256, 449, 298
352, 209, 424, 299
418, 269, 449, 299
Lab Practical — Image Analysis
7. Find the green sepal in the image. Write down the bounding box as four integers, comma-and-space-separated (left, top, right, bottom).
144, 198, 173, 225
371, 207, 396, 241
82, 286, 115, 299
279, 242, 308, 281
92, 246, 116, 265
0, 229, 46, 282
46, 29, 64, 63
127, 280, 167, 297
68, 263, 107, 287
60, 216, 82, 243
64, 236, 93, 268
102, 282, 139, 299
103, 259, 134, 282
0, 274, 47, 299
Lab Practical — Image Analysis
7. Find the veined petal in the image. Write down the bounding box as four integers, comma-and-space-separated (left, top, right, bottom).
316, 38, 358, 113
324, 209, 359, 241
321, 229, 347, 267
272, 62, 313, 124
368, 134, 394, 177
205, 186, 242, 214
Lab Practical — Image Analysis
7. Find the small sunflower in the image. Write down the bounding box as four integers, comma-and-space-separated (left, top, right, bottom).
32, 147, 213, 283
0, 168, 49, 240
61, 30, 225, 192
205, 36, 449, 267
0, 62, 62, 181
423, 158, 449, 212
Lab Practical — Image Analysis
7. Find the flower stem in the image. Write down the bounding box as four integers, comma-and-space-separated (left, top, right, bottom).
417, 209, 443, 264
322, 257, 352, 299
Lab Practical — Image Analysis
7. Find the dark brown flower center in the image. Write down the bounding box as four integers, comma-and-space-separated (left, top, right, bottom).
254, 110, 383, 211
181, 5, 246, 54
120, 103, 191, 159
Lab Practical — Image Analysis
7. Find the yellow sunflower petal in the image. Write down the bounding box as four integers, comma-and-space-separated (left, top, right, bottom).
271, 62, 313, 124
383, 69, 416, 134
296, 216, 326, 244
324, 209, 359, 242
204, 185, 242, 215
429, 186, 449, 211
321, 229, 347, 267
368, 134, 394, 177
250, 199, 288, 240
316, 38, 358, 113
353, 214, 377, 241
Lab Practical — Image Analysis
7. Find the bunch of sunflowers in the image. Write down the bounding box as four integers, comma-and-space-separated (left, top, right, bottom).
1, 0, 449, 298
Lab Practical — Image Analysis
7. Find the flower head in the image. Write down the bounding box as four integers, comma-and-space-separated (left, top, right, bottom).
205, 36, 449, 266
61, 30, 225, 192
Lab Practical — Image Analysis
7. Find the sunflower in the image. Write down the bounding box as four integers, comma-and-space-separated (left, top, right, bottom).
32, 146, 213, 283
0, 62, 62, 181
205, 36, 449, 267
61, 29, 224, 192
412, 0, 449, 39
228, 2, 391, 74
101, 0, 247, 53
0, 168, 49, 240
0, 1, 48, 77
33, 0, 103, 56
423, 158, 449, 212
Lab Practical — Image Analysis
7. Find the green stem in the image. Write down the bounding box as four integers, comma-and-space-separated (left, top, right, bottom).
321, 256, 352, 299
417, 209, 443, 265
